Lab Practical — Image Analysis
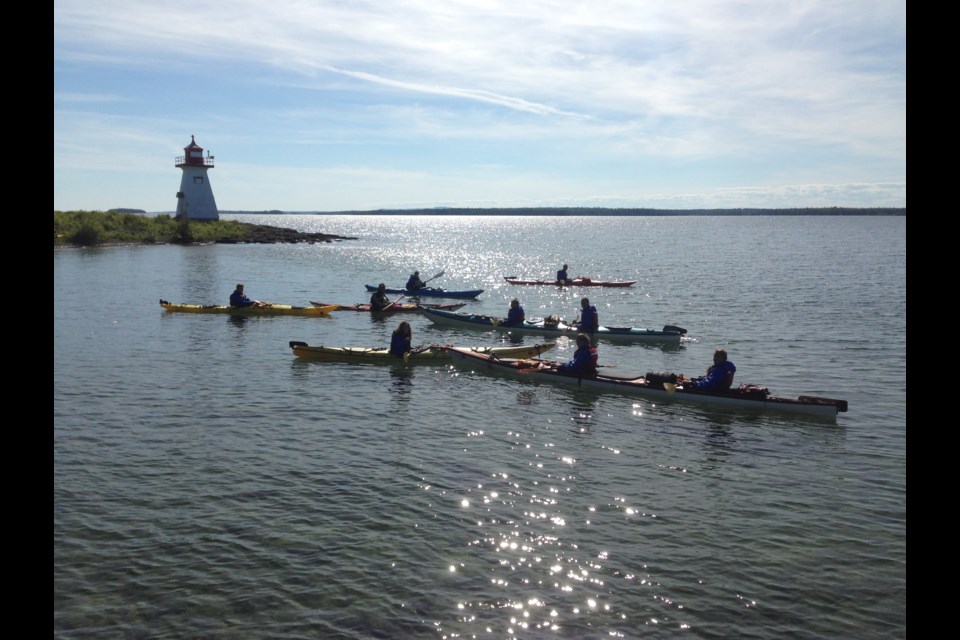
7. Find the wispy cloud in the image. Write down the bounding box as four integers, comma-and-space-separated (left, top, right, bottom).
53, 0, 906, 211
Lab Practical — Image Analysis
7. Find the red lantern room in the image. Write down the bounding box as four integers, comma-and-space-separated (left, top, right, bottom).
175, 134, 215, 168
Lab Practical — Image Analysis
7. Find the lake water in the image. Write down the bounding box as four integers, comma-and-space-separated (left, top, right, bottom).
54, 215, 906, 639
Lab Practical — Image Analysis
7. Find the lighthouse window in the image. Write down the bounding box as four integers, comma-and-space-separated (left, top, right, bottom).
193, 177, 204, 184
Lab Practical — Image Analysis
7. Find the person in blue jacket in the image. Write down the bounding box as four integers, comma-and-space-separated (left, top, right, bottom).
557, 333, 599, 376
229, 283, 268, 308
686, 348, 736, 390
389, 321, 413, 357
576, 297, 599, 333
406, 271, 426, 291
556, 264, 569, 284
501, 299, 526, 326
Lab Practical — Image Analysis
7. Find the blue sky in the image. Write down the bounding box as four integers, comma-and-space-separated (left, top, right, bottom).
54, 1, 906, 213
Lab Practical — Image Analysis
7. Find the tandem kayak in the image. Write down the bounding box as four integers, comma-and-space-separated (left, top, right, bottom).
420, 307, 687, 344
310, 301, 466, 313
504, 276, 637, 287
445, 347, 849, 421
160, 299, 337, 317
364, 285, 483, 299
288, 341, 556, 362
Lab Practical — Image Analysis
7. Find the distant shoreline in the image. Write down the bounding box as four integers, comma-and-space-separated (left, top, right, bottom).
57, 207, 905, 247
213, 206, 905, 216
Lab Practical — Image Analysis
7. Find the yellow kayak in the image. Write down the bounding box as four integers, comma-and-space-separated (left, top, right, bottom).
160, 299, 337, 317
288, 341, 556, 362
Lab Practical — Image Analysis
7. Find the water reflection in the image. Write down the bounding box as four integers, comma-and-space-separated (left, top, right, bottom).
702, 421, 736, 467
505, 333, 526, 345
227, 315, 248, 330
567, 392, 597, 434
652, 339, 688, 353
180, 244, 222, 301
368, 313, 393, 327
389, 366, 414, 399
288, 358, 315, 381
515, 390, 538, 406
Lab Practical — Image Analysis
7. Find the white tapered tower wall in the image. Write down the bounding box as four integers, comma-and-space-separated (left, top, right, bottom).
175, 167, 218, 220
174, 136, 219, 220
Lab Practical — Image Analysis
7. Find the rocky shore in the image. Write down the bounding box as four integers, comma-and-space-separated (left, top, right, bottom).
217, 223, 357, 244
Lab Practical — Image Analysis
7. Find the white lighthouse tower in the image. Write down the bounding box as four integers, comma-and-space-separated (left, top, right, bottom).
175, 135, 219, 220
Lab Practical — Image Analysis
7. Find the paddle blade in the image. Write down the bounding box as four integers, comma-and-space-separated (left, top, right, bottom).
424, 270, 445, 284
663, 382, 677, 394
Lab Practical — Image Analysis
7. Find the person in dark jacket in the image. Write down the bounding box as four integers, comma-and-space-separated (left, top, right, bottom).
556, 264, 569, 284
557, 333, 598, 376
229, 283, 268, 308
389, 321, 413, 357
686, 348, 736, 390
370, 283, 391, 311
576, 297, 599, 333
501, 299, 526, 326
406, 271, 426, 291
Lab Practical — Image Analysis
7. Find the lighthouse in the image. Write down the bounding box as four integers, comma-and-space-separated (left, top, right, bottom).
174, 135, 219, 220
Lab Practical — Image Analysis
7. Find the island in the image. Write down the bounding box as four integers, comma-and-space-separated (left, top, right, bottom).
54, 211, 357, 247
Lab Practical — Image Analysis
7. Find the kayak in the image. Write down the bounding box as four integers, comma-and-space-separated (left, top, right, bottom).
288, 341, 556, 362
445, 347, 849, 421
160, 299, 337, 317
504, 276, 637, 287
420, 307, 687, 344
364, 285, 483, 299
310, 301, 466, 312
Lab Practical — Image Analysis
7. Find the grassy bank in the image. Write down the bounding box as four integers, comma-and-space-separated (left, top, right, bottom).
53, 211, 355, 246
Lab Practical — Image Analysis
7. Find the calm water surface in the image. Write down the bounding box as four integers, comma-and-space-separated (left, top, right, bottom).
54, 215, 906, 639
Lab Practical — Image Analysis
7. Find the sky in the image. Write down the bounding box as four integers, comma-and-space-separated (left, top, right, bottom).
54, 0, 906, 213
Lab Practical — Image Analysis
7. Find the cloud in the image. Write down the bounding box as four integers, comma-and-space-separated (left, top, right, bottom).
53, 0, 905, 211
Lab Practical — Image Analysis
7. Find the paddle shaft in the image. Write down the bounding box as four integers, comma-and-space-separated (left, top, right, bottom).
384, 294, 406, 310
422, 270, 445, 285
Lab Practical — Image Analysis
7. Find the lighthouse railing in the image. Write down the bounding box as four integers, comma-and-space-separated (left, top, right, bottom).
174, 156, 215, 167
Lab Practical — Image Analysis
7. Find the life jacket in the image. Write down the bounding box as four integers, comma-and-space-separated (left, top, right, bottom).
717, 361, 736, 389
581, 306, 599, 330
389, 332, 409, 357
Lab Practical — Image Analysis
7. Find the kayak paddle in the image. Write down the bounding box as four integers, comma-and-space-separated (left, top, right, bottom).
383, 294, 406, 311
423, 270, 445, 285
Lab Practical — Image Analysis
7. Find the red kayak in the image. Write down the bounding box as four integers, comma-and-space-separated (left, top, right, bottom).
311, 301, 466, 313
504, 276, 637, 287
